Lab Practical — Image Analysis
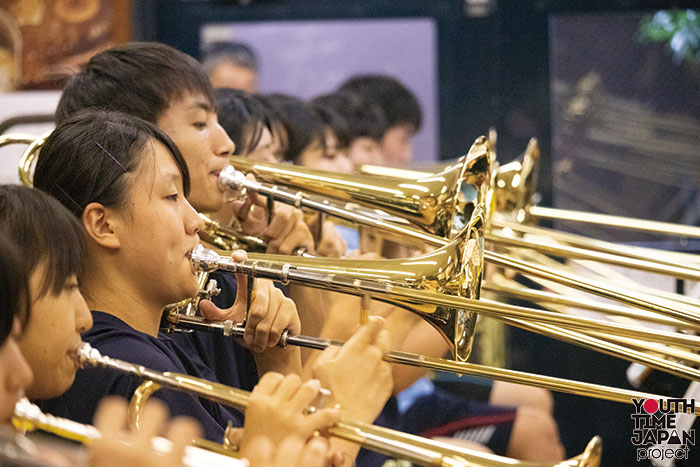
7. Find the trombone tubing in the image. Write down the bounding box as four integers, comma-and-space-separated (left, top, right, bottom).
219, 168, 443, 247
484, 279, 700, 365
485, 250, 700, 328
166, 313, 700, 415
77, 343, 569, 467
482, 281, 695, 329
527, 206, 700, 239
194, 247, 700, 349
487, 232, 700, 282
219, 168, 700, 325
492, 219, 700, 268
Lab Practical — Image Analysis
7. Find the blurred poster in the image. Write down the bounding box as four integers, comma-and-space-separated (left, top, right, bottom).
0, 0, 130, 91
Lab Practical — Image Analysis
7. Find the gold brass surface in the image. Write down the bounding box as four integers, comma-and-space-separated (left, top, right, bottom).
229, 136, 491, 238
80, 344, 601, 467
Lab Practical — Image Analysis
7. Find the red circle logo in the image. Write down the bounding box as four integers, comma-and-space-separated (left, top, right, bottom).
643, 399, 659, 414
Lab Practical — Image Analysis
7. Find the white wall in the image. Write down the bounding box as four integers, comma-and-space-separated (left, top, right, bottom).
0, 91, 59, 184
202, 18, 438, 163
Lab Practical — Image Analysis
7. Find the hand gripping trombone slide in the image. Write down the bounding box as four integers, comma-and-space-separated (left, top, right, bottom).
74, 343, 601, 467
185, 243, 700, 415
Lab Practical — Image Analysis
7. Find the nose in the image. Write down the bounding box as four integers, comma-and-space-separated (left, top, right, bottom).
185, 200, 204, 235
212, 119, 235, 157
74, 292, 93, 334
7, 339, 33, 393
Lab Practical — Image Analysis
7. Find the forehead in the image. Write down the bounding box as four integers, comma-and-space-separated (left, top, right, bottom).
158, 92, 214, 121
133, 139, 182, 186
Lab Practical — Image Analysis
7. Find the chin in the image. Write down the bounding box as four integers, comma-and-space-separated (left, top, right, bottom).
29, 372, 74, 400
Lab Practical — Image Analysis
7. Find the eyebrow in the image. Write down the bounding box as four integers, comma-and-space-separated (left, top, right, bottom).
187, 101, 214, 113
162, 171, 182, 184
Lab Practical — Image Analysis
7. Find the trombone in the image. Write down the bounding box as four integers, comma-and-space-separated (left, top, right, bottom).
75, 343, 602, 467
218, 138, 700, 329
359, 138, 700, 271
187, 240, 700, 392
12, 399, 244, 467
164, 305, 700, 416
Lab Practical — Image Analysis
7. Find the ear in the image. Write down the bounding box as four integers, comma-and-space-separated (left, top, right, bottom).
82, 202, 121, 249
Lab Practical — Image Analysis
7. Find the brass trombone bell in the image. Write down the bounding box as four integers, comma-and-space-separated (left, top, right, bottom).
227, 136, 492, 238
219, 157, 700, 328
190, 243, 700, 381
198, 206, 485, 363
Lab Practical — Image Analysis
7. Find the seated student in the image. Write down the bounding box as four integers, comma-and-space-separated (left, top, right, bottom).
308, 92, 386, 168
0, 208, 342, 467
52, 42, 322, 401
214, 88, 346, 348
55, 42, 314, 259
32, 110, 392, 464
338, 74, 422, 166
0, 226, 199, 466
264, 93, 327, 166
202, 41, 260, 93
306, 95, 354, 175
214, 88, 279, 164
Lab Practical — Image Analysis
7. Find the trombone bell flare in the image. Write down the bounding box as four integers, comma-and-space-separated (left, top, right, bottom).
191, 208, 486, 362
226, 136, 491, 239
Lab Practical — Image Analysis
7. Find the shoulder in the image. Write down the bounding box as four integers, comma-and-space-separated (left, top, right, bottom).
85, 312, 184, 373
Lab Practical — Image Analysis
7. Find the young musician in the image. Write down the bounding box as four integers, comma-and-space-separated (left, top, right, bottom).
338, 74, 422, 166
0, 203, 339, 466
53, 41, 332, 361
32, 110, 392, 464
0, 224, 201, 466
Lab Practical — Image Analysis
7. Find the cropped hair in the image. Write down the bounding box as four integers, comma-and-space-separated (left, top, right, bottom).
0, 235, 29, 345
308, 94, 352, 151
0, 186, 83, 301
55, 42, 214, 124
215, 88, 269, 157
265, 94, 326, 164
255, 94, 289, 161
317, 92, 386, 142
34, 110, 191, 220
338, 74, 422, 132
202, 42, 259, 73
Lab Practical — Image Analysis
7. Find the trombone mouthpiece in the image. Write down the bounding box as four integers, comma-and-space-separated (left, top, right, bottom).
218, 165, 248, 195
190, 244, 223, 273
75, 342, 103, 368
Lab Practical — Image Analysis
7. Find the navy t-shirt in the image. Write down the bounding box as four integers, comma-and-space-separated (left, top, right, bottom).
38, 310, 250, 442
168, 271, 259, 392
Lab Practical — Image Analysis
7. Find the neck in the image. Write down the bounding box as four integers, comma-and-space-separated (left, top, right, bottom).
81, 253, 163, 337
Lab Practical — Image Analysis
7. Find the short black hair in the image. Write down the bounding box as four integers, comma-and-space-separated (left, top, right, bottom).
0, 234, 30, 345
265, 94, 326, 164
338, 74, 422, 132
215, 88, 269, 157
202, 41, 259, 73
308, 94, 352, 150
255, 94, 289, 161
34, 110, 191, 219
0, 185, 84, 300
314, 92, 386, 143
55, 42, 215, 124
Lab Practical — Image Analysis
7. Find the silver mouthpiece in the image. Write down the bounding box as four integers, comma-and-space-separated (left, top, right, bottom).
75, 342, 103, 368
190, 244, 222, 273
218, 165, 249, 196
